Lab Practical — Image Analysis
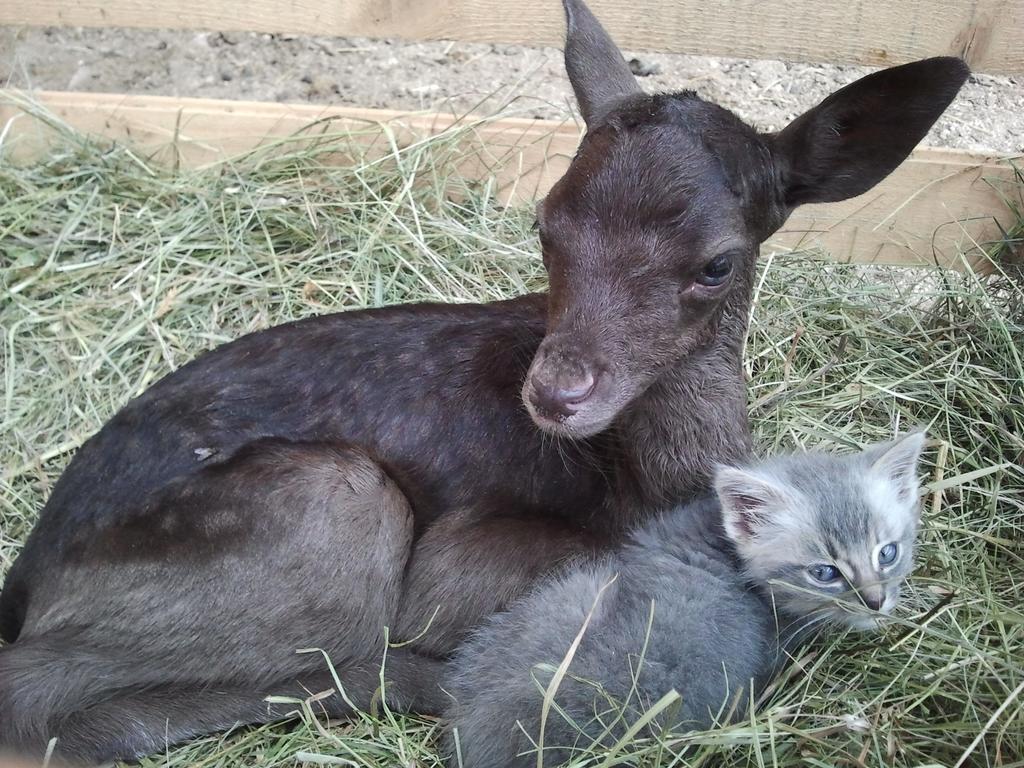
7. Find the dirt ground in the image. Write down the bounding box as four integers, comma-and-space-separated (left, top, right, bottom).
2, 26, 1022, 154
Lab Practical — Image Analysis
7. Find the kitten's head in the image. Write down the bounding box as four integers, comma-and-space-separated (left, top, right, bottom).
714, 433, 926, 631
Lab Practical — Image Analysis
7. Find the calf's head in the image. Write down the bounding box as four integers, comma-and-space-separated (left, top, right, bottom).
523, 0, 969, 438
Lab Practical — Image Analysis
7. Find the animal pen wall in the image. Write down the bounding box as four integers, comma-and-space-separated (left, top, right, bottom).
1, 0, 1022, 272
1, 2, 1023, 767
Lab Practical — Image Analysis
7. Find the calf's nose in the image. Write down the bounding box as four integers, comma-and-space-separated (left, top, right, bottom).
529, 369, 596, 416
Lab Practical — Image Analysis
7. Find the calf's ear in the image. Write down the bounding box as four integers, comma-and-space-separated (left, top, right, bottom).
771, 57, 969, 208
562, 0, 641, 128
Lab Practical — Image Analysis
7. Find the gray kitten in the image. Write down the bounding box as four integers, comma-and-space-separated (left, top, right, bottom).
444, 433, 926, 767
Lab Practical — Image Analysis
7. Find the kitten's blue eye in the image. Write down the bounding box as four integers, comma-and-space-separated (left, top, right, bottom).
808, 564, 841, 583
878, 542, 899, 566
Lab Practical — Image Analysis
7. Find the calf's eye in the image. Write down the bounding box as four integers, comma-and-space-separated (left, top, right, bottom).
696, 253, 734, 287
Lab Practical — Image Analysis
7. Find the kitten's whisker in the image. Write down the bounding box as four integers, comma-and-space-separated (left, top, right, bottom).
780, 609, 833, 645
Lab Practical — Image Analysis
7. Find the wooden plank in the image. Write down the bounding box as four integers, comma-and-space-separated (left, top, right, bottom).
1, 90, 1019, 271
0, 90, 583, 211
1, 0, 1021, 75
772, 151, 1019, 270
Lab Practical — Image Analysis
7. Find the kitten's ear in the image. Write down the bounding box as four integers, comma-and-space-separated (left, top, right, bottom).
714, 466, 793, 544
869, 432, 927, 507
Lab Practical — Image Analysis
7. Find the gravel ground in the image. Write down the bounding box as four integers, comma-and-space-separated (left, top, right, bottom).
2, 26, 1022, 154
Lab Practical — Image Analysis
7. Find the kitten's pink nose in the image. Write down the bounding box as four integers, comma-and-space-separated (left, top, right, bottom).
860, 587, 885, 612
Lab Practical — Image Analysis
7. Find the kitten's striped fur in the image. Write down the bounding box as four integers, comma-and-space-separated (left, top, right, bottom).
444, 434, 926, 768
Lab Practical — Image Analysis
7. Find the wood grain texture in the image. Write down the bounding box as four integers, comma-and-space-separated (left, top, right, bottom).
2, 90, 1019, 270
1, 0, 1022, 74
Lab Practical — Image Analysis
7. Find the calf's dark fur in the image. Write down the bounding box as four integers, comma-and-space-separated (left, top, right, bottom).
0, 0, 967, 760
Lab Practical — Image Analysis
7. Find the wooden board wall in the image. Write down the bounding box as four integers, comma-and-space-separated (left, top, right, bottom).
3, 91, 1018, 271
2, 0, 1022, 74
